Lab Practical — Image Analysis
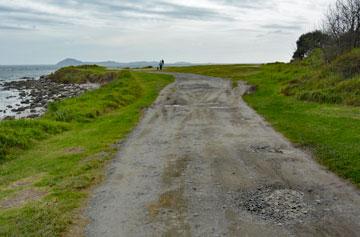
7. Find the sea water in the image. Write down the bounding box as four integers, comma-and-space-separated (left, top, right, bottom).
0, 65, 56, 119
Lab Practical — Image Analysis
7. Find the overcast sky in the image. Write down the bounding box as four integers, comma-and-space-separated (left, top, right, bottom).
0, 0, 336, 65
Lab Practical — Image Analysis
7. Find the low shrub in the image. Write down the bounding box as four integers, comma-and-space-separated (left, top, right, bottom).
332, 48, 360, 78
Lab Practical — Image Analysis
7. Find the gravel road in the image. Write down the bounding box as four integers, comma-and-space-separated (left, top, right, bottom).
86, 73, 360, 237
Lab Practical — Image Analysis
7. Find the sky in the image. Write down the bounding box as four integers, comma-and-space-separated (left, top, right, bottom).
0, 0, 336, 65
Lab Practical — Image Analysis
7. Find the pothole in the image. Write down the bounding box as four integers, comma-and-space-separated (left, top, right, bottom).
250, 145, 283, 154
237, 185, 313, 223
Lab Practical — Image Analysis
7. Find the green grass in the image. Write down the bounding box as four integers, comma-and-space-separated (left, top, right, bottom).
0, 71, 174, 236
47, 65, 119, 84
283, 48, 360, 106
167, 63, 360, 186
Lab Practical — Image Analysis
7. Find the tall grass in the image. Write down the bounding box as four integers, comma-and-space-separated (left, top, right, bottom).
283, 48, 360, 106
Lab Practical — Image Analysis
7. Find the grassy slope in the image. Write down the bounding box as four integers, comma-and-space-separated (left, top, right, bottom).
167, 64, 360, 186
47, 65, 118, 84
0, 71, 173, 236
283, 49, 360, 106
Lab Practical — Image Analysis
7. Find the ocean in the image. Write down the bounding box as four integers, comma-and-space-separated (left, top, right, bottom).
0, 65, 57, 119
0, 65, 56, 82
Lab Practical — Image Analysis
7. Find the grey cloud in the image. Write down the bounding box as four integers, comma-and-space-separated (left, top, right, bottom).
0, 0, 326, 65
74, 1, 234, 21
211, 0, 274, 9
0, 4, 73, 29
8, 15, 72, 27
0, 0, 235, 30
0, 24, 34, 31
261, 24, 302, 31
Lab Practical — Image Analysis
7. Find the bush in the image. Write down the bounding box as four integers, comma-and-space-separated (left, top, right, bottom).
331, 48, 360, 78
297, 91, 343, 104
292, 31, 329, 60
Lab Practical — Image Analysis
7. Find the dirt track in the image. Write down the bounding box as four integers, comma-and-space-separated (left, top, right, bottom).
86, 73, 360, 237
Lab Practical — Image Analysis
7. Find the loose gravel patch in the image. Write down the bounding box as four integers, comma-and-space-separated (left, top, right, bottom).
237, 185, 313, 224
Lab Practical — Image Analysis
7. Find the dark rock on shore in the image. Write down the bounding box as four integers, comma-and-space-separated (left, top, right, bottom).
3, 116, 15, 120
20, 77, 34, 80
2, 78, 99, 119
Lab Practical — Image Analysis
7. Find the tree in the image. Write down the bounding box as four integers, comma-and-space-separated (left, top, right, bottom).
323, 0, 360, 58
292, 31, 329, 60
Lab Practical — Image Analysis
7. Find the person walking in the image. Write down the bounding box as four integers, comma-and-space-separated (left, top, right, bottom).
159, 59, 165, 71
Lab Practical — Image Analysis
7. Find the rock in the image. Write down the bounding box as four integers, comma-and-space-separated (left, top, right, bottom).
2, 77, 99, 119
3, 116, 15, 120
27, 114, 40, 118
20, 76, 33, 80
11, 107, 26, 112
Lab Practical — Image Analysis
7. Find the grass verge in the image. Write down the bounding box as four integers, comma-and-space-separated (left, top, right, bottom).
0, 71, 174, 236
167, 64, 360, 186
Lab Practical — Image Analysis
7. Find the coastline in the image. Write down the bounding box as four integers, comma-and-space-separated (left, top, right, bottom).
0, 75, 99, 120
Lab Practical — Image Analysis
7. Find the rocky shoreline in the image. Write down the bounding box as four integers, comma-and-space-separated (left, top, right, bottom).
0, 77, 99, 120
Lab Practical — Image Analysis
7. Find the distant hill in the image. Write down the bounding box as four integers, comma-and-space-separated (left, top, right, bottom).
55, 58, 193, 68
56, 58, 83, 67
